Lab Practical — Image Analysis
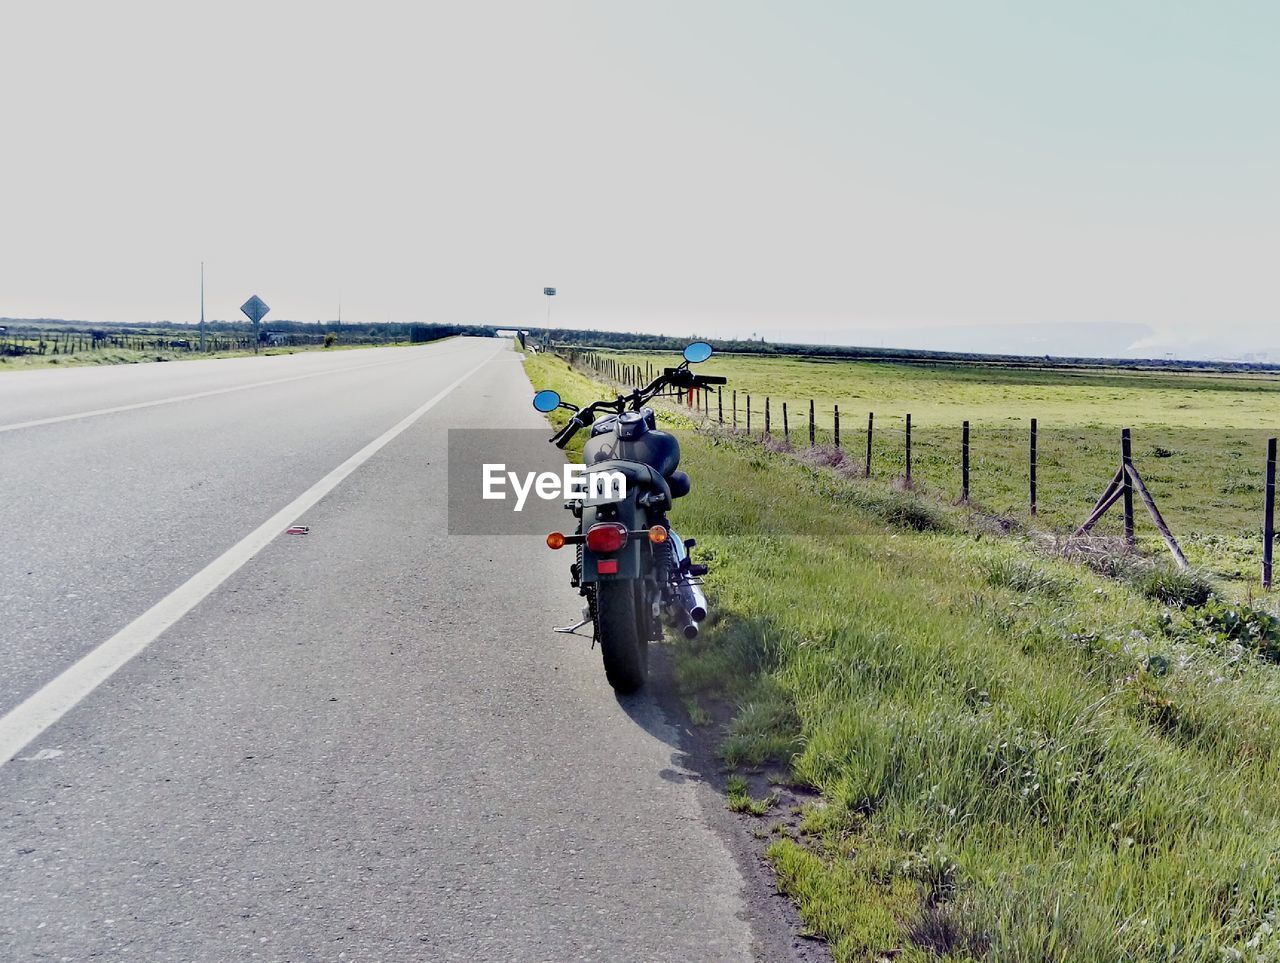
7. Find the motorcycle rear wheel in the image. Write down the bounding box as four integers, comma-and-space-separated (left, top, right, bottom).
594, 580, 649, 694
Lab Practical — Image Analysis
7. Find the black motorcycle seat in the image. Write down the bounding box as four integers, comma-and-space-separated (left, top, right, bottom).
587, 459, 672, 510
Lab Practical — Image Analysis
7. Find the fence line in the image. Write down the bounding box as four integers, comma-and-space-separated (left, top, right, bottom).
554, 347, 1280, 591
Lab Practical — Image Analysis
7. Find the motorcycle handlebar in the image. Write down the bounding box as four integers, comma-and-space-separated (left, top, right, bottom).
543, 365, 728, 445
552, 417, 583, 448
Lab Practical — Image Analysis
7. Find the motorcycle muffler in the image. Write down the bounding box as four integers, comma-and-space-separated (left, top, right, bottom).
677, 579, 708, 624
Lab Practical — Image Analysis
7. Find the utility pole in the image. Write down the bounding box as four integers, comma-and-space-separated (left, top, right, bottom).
199, 261, 205, 352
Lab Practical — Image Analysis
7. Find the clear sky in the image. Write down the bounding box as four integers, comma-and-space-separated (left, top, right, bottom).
2, 1, 1275, 358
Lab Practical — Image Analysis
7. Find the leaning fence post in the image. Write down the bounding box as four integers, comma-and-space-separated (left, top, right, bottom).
733, 390, 738, 430
1030, 418, 1038, 516
1121, 428, 1135, 547
1265, 437, 1276, 590
809, 399, 815, 447
961, 421, 971, 504
765, 397, 771, 437
834, 405, 841, 448
905, 414, 912, 485
783, 402, 790, 444
865, 412, 874, 477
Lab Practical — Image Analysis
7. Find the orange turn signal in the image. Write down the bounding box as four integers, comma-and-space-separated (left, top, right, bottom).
648, 525, 669, 544
546, 532, 566, 550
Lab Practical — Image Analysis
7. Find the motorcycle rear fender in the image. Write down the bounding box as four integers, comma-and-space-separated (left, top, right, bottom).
580, 497, 645, 582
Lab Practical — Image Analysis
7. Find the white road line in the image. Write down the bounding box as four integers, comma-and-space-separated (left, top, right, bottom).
0, 349, 444, 434
0, 349, 499, 766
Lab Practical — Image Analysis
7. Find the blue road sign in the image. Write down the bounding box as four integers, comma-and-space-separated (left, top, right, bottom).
240, 295, 270, 324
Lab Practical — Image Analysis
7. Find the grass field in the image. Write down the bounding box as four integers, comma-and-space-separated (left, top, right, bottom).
580, 350, 1280, 589
524, 350, 1280, 963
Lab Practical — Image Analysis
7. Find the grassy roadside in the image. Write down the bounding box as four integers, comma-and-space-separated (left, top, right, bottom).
0, 339, 423, 372
525, 350, 1280, 962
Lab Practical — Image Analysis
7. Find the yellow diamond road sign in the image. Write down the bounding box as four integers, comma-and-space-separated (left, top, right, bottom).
240, 295, 270, 324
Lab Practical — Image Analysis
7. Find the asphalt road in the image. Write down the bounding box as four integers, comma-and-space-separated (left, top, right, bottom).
0, 339, 761, 961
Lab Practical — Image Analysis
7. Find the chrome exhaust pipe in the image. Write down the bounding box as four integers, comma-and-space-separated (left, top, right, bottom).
682, 621, 699, 640
677, 579, 708, 623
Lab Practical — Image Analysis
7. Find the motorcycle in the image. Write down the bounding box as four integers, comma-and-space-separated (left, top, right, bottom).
531, 342, 726, 693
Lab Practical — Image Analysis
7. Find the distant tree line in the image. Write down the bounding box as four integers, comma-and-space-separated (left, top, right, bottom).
0, 318, 498, 344
525, 326, 1280, 374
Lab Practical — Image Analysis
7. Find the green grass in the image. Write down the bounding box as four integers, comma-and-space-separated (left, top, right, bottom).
586, 349, 1280, 587
524, 350, 1280, 962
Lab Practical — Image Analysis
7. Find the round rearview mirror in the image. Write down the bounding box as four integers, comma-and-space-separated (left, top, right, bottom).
532, 389, 562, 413
683, 341, 713, 364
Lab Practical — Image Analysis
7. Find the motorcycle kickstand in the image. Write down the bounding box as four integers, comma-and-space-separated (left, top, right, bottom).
554, 603, 595, 640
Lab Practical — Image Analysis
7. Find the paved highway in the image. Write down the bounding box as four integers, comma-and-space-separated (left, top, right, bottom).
0, 340, 765, 961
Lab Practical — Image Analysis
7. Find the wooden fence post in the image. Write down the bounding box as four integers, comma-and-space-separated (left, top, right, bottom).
733, 390, 738, 430
765, 397, 771, 437
783, 402, 790, 444
1128, 461, 1189, 569
1266, 437, 1276, 590
961, 421, 970, 503
1121, 428, 1135, 547
746, 395, 751, 435
718, 387, 723, 425
1030, 418, 1038, 516
905, 414, 912, 485
865, 412, 874, 477
809, 399, 815, 447
834, 405, 840, 448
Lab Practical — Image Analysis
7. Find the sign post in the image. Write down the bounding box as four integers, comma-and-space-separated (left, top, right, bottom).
240, 295, 270, 354
199, 262, 205, 353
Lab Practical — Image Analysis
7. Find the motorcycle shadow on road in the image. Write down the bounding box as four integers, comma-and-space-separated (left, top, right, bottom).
610, 642, 709, 787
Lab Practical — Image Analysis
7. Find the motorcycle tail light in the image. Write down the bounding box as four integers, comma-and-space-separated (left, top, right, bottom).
585, 522, 628, 554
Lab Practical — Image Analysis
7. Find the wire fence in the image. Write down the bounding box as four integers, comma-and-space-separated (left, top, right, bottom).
0, 328, 320, 356
555, 347, 1280, 590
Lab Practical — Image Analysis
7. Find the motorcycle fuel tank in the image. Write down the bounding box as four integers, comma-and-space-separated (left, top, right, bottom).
583, 413, 681, 477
